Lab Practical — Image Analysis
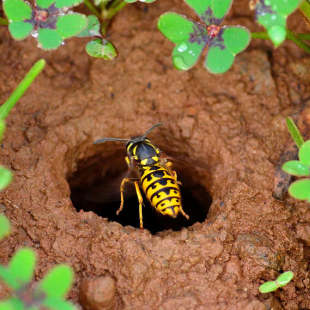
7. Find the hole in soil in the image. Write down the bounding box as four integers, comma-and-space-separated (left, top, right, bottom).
68, 149, 212, 234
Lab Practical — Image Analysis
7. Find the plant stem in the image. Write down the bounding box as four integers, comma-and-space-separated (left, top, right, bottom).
0, 59, 46, 120
299, 0, 310, 26
298, 33, 310, 41
101, 0, 127, 34
104, 0, 127, 19
286, 29, 310, 53
101, 0, 112, 6
251, 32, 269, 40
83, 0, 101, 19
252, 31, 310, 53
0, 17, 8, 26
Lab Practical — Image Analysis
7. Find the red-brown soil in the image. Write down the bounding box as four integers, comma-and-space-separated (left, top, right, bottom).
1, 0, 310, 309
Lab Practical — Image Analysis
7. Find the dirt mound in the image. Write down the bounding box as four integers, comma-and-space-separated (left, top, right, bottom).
1, 0, 310, 309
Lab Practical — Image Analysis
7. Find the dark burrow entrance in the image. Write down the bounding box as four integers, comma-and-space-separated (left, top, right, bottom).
68, 148, 212, 234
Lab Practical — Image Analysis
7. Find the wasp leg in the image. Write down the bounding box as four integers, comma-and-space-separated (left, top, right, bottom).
180, 206, 189, 220
134, 181, 144, 229
125, 156, 133, 169
117, 177, 136, 215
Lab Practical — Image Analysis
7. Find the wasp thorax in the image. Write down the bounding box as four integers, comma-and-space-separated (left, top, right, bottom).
127, 141, 159, 166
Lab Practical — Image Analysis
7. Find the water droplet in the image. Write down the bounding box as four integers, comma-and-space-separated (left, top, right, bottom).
173, 56, 189, 70
177, 42, 188, 53
188, 49, 196, 57
31, 30, 39, 38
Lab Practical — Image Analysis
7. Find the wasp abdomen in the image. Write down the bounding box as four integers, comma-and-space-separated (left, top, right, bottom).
140, 165, 182, 218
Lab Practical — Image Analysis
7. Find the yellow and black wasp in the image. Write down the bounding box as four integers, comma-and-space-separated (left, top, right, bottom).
94, 123, 189, 229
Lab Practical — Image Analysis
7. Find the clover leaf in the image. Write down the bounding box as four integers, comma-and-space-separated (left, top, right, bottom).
3, 0, 87, 50
259, 271, 294, 293
282, 118, 310, 203
0, 246, 76, 310
254, 0, 302, 46
158, 0, 250, 73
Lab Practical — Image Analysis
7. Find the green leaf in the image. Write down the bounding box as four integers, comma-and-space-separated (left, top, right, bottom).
0, 299, 13, 310
288, 179, 310, 201
0, 167, 13, 191
0, 298, 25, 310
158, 13, 196, 43
3, 0, 32, 21
8, 21, 33, 40
184, 0, 212, 17
86, 39, 117, 59
299, 141, 310, 166
55, 0, 83, 7
271, 0, 302, 15
0, 214, 10, 239
282, 160, 310, 176
222, 26, 250, 54
267, 25, 286, 46
56, 14, 88, 39
211, 0, 232, 19
259, 280, 278, 293
37, 265, 73, 298
0, 265, 18, 289
172, 41, 205, 70
205, 45, 234, 74
0, 119, 5, 142
76, 15, 100, 37
8, 248, 36, 288
286, 117, 304, 148
36, 0, 55, 8
257, 12, 286, 28
158, 13, 207, 70
42, 298, 76, 310
256, 4, 288, 46
38, 28, 63, 50
0, 299, 14, 310
276, 271, 294, 287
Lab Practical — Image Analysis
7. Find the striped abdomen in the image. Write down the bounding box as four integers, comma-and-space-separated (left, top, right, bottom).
140, 164, 182, 218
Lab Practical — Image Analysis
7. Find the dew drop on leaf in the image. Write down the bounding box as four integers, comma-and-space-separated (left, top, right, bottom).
177, 42, 188, 52
173, 55, 189, 70
31, 30, 39, 38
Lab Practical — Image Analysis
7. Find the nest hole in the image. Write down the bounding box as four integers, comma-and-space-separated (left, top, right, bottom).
68, 148, 212, 234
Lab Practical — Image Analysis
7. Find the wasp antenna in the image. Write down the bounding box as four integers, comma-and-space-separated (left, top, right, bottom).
142, 123, 162, 138
94, 137, 129, 144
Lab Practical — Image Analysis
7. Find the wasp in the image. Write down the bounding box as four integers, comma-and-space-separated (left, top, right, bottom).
94, 123, 189, 229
